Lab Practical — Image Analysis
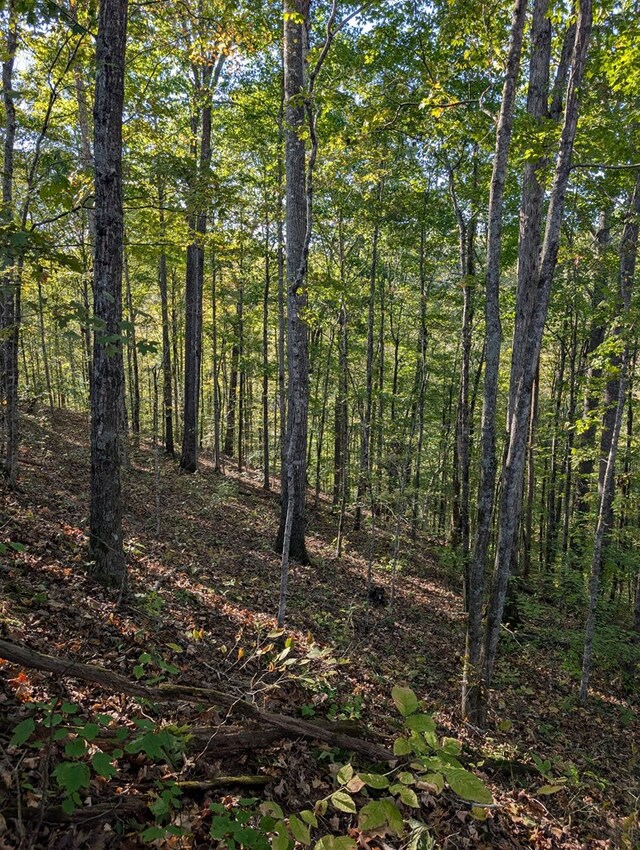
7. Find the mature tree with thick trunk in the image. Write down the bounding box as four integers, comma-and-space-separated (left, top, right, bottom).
89, 0, 128, 586
1, 3, 18, 484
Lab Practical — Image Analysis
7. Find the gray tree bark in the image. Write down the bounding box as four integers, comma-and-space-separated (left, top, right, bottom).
89, 0, 128, 586
275, 0, 311, 564
461, 0, 528, 721
479, 0, 592, 722
580, 174, 640, 702
1, 5, 18, 483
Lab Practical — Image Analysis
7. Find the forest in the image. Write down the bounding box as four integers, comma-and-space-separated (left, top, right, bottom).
0, 0, 639, 846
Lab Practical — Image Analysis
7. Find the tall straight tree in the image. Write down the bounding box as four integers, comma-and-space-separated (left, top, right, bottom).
1, 2, 17, 483
276, 0, 311, 564
180, 54, 224, 472
479, 0, 593, 721
89, 0, 128, 585
461, 0, 528, 721
580, 174, 640, 702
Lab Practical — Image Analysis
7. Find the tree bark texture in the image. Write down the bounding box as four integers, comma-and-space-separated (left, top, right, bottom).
89, 0, 128, 586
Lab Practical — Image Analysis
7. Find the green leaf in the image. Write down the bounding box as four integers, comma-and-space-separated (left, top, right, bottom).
61, 797, 75, 816
64, 738, 87, 758
91, 752, 117, 778
537, 784, 564, 795
337, 763, 354, 785
380, 799, 404, 834
358, 772, 390, 789
10, 718, 35, 747
445, 768, 493, 805
259, 800, 284, 819
273, 821, 292, 850
392, 686, 419, 717
289, 814, 310, 845
441, 737, 462, 755
141, 826, 166, 842
393, 736, 412, 756
397, 772, 415, 785
358, 800, 387, 830
53, 761, 90, 794
331, 790, 356, 813
314, 838, 357, 850
405, 713, 436, 733
391, 784, 419, 808
300, 810, 318, 827
419, 772, 444, 793
80, 723, 100, 742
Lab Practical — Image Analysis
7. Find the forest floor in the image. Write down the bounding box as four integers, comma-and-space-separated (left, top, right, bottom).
1, 409, 639, 850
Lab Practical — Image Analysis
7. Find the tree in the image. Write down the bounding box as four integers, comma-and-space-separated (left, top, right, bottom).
461, 0, 528, 722
276, 0, 312, 565
479, 0, 593, 722
89, 0, 128, 586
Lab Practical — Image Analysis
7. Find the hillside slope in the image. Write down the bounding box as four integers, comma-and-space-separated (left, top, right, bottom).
0, 410, 638, 849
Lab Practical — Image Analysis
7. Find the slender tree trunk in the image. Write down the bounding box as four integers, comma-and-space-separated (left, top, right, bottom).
277, 81, 287, 497
226, 338, 239, 457
412, 210, 429, 539
523, 366, 539, 578
355, 182, 382, 531
157, 185, 174, 455
461, 0, 528, 721
89, 0, 128, 586
335, 304, 349, 557
263, 213, 271, 489
581, 179, 640, 643
181, 59, 221, 472
479, 0, 592, 722
36, 275, 54, 414
275, 0, 311, 564
315, 329, 334, 508
545, 331, 566, 569
561, 310, 579, 554
124, 252, 140, 439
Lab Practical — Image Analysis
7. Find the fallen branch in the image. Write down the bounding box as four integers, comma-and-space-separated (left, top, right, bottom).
2, 777, 267, 825
0, 638, 394, 762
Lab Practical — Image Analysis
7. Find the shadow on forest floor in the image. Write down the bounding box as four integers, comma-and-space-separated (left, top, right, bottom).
1, 408, 638, 849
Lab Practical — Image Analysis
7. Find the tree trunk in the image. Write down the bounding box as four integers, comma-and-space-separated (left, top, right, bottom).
461, 0, 528, 721
1, 6, 17, 482
262, 213, 271, 489
275, 0, 311, 564
209, 252, 221, 472
355, 183, 382, 531
124, 252, 140, 439
89, 0, 128, 586
157, 185, 174, 455
479, 0, 592, 722
181, 59, 221, 472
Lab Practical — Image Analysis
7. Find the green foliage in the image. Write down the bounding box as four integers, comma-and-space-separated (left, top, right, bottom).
196, 687, 494, 849
9, 701, 184, 818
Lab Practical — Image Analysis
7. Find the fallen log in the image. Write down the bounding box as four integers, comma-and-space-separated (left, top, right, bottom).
0, 638, 394, 762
